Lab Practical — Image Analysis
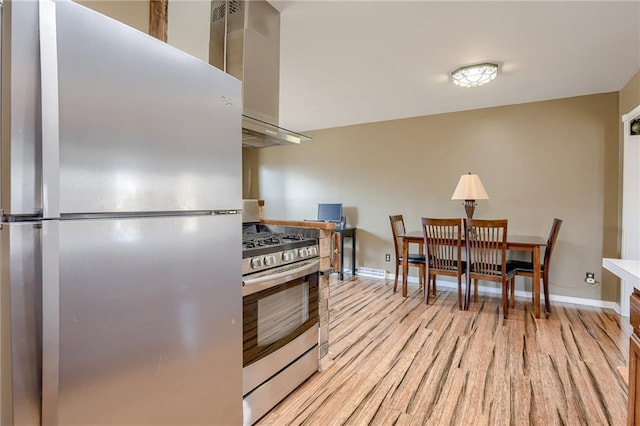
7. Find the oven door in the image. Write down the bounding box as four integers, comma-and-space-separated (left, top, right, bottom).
242, 258, 319, 368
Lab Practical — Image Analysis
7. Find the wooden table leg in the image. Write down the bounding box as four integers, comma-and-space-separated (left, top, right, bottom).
351, 230, 356, 276
402, 237, 409, 297
533, 246, 541, 318
339, 231, 345, 280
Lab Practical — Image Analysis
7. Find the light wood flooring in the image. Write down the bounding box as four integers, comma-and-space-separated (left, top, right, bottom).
257, 276, 631, 425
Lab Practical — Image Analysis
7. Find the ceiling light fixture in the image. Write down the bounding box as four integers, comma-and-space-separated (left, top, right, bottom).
451, 63, 498, 88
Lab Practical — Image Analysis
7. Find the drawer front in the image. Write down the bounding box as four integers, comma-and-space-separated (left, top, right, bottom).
631, 291, 640, 337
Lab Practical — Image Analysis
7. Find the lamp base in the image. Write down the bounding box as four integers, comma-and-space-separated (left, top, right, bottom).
463, 200, 476, 219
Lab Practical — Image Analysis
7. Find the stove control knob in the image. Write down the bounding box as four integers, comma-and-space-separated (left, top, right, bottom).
298, 248, 309, 258
282, 251, 294, 262
308, 246, 318, 256
264, 255, 276, 266
251, 257, 263, 269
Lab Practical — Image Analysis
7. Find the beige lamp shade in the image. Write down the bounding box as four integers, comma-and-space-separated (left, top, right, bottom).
451, 173, 489, 200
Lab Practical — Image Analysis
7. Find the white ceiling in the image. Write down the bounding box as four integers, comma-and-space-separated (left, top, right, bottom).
269, 0, 640, 132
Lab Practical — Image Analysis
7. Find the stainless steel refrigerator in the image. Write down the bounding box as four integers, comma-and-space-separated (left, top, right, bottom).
1, 0, 243, 424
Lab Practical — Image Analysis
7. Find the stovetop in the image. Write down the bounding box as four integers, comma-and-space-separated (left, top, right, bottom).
242, 224, 320, 275
242, 231, 317, 258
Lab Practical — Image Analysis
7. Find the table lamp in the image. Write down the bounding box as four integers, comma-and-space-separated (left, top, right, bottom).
451, 172, 489, 218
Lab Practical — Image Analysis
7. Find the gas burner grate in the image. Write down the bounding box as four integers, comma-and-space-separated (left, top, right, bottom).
241, 225, 320, 260
242, 234, 284, 249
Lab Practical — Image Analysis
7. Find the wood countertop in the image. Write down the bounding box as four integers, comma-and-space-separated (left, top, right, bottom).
261, 219, 337, 230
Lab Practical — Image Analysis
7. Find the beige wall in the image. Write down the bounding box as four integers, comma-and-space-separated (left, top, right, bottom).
251, 93, 620, 303
620, 71, 640, 118
77, 0, 150, 34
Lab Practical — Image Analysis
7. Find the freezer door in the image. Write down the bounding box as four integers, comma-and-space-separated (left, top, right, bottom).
0, 222, 43, 426
53, 1, 241, 214
52, 214, 242, 425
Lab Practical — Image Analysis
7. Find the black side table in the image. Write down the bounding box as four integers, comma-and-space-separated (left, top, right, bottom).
336, 226, 356, 280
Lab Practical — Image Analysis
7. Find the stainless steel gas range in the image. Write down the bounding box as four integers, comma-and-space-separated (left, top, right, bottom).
242, 223, 320, 424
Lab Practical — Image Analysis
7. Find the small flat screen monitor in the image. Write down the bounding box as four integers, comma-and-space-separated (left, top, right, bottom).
317, 203, 343, 223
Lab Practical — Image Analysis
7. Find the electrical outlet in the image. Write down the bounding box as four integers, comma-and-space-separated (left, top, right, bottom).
585, 272, 596, 285
385, 254, 391, 262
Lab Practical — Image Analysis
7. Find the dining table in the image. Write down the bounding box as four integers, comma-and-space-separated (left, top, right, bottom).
401, 230, 547, 318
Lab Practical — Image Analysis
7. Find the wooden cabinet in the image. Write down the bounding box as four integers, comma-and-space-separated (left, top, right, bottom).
603, 259, 640, 424
632, 292, 640, 335
629, 291, 640, 425
630, 333, 640, 425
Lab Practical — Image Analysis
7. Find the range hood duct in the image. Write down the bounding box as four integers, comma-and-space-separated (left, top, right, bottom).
210, 0, 311, 148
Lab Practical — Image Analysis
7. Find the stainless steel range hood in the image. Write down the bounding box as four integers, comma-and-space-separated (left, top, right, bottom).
210, 0, 311, 148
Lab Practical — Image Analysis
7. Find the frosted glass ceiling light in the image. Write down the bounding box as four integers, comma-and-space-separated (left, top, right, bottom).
451, 63, 498, 87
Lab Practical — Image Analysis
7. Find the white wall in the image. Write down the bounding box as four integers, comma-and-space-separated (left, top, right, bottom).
620, 107, 640, 315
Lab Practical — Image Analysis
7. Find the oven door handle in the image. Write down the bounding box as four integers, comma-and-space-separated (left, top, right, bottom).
243, 259, 320, 296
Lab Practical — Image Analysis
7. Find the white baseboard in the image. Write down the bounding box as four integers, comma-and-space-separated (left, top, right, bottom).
369, 272, 622, 314
355, 267, 386, 279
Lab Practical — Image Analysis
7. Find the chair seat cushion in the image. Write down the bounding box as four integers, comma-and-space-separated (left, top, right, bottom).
400, 254, 426, 263
470, 261, 517, 276
506, 260, 544, 273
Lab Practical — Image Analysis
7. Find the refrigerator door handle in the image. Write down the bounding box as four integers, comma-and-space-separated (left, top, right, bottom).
39, 0, 61, 219
40, 2, 61, 423
41, 220, 60, 426
212, 209, 241, 215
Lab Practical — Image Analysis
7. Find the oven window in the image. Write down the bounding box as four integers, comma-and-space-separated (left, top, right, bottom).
243, 272, 318, 367
257, 282, 309, 346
